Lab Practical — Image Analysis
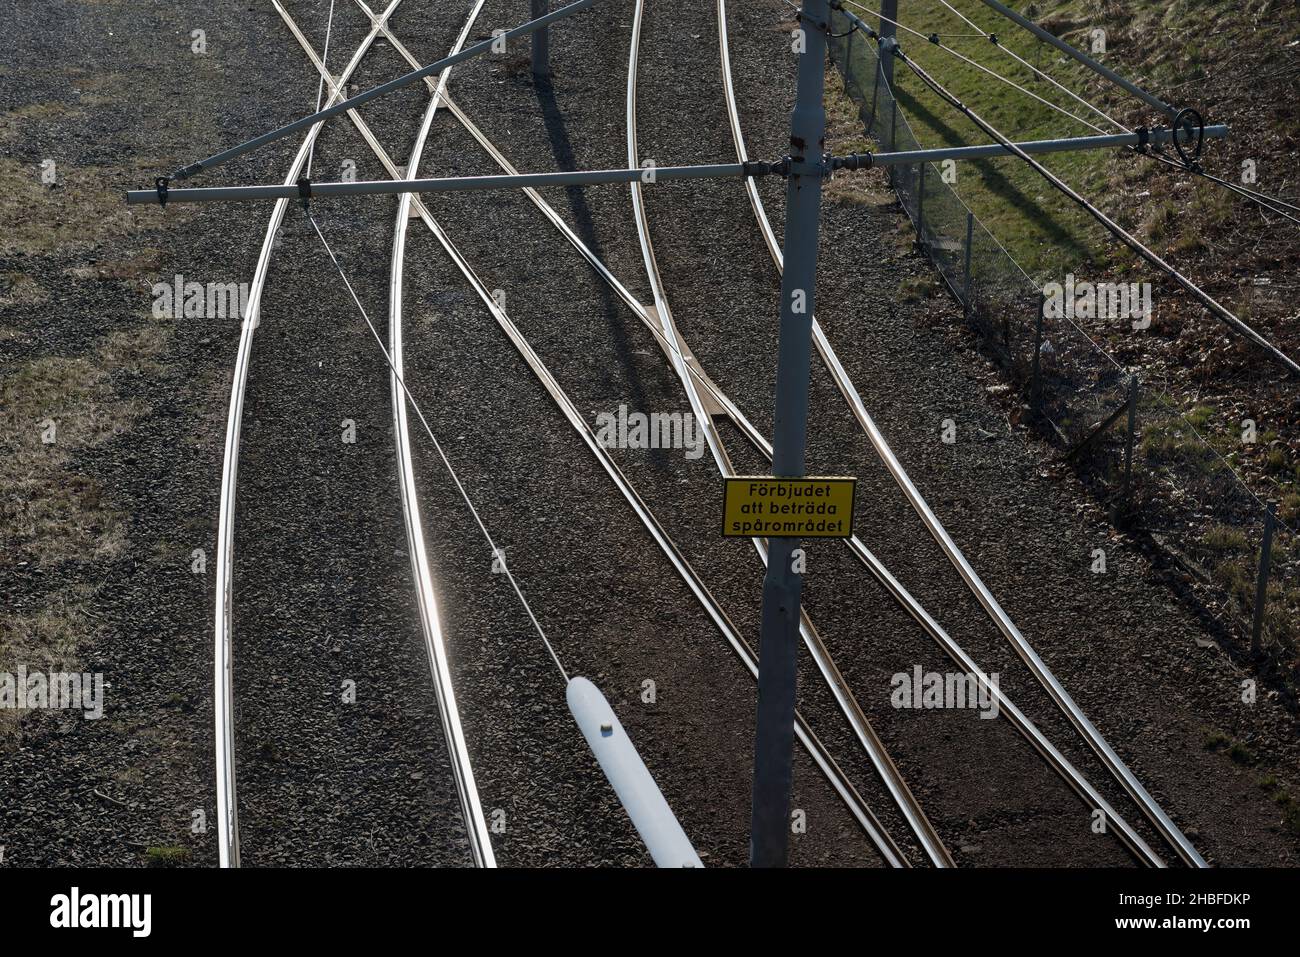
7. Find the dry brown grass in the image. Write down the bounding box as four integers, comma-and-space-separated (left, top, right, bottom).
0, 327, 169, 746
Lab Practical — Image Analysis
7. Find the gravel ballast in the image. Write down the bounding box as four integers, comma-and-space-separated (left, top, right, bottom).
1, 0, 1297, 868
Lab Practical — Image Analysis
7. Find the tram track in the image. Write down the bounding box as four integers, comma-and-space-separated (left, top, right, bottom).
7, 0, 1297, 871
212, 0, 490, 867
379, 0, 497, 870
612, 0, 1202, 866
711, 0, 1197, 866
626, 0, 950, 867
348, 0, 901, 865
714, 0, 1203, 868
213, 2, 403, 866
346, 0, 1155, 867
212, 0, 1204, 867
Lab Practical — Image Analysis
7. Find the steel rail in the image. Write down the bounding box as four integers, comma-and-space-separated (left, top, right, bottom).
715, 0, 1168, 866
973, 0, 1178, 121
898, 45, 1249, 866
394, 7, 1159, 869
426, 8, 1149, 868
347, 2, 903, 866
376, 0, 498, 869
212, 0, 404, 869
404, 190, 906, 867
351, 10, 734, 417
627, 0, 951, 868
367, 4, 1155, 867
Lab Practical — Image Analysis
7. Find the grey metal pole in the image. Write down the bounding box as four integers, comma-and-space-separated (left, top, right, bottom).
879, 0, 897, 92
962, 211, 973, 322
1121, 375, 1138, 510
1030, 290, 1044, 407
861, 124, 1227, 166
844, 13, 855, 89
126, 162, 753, 205
975, 0, 1178, 121
884, 40, 898, 153
749, 0, 828, 869
868, 41, 881, 129
132, 125, 1230, 206
531, 0, 550, 79
915, 162, 925, 243
1251, 504, 1276, 654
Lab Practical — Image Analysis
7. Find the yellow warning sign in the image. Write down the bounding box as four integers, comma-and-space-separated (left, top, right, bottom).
721, 476, 857, 538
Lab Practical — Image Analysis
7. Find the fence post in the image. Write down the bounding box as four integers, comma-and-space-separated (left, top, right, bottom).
962, 211, 974, 322
1030, 289, 1045, 409
880, 0, 898, 93
916, 162, 925, 245
1121, 375, 1138, 512
1251, 503, 1276, 654
880, 37, 898, 186
868, 44, 880, 131
844, 16, 854, 91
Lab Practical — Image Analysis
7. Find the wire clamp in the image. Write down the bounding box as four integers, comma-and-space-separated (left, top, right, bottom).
1134, 126, 1150, 153
1172, 107, 1205, 171
154, 176, 169, 208
296, 176, 313, 211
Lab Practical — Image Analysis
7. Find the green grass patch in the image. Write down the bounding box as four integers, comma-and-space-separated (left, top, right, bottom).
898, 274, 941, 303
1204, 524, 1249, 553
1202, 728, 1256, 766
831, 0, 1299, 282
144, 846, 191, 867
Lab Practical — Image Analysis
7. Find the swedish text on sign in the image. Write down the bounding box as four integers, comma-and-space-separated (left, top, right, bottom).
721, 477, 857, 538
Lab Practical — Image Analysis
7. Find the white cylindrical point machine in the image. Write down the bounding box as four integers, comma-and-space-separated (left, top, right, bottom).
566, 677, 703, 868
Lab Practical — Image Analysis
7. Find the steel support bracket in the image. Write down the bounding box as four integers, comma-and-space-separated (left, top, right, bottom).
830, 151, 874, 171
743, 157, 793, 179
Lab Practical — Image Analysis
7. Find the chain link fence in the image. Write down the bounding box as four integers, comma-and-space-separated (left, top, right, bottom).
830, 15, 1298, 666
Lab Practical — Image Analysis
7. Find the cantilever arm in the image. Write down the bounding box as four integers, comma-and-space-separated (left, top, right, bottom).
167, 0, 600, 181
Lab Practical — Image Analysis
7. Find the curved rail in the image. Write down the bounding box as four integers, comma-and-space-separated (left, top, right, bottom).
351, 8, 905, 865
212, 0, 405, 867
377, 3, 1164, 869
715, 0, 1201, 866
413, 200, 905, 865
386, 0, 497, 867
349, 0, 1169, 868
628, 0, 952, 867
